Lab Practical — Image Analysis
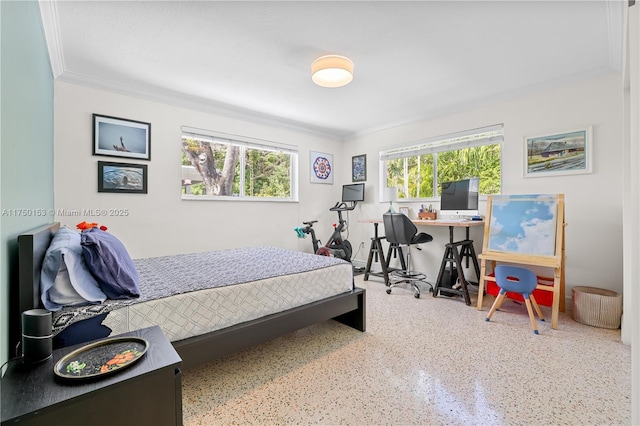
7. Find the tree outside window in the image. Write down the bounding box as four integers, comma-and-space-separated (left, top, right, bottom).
181, 134, 296, 200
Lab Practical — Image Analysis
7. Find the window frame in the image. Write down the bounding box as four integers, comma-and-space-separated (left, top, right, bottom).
379, 124, 503, 201
181, 127, 299, 202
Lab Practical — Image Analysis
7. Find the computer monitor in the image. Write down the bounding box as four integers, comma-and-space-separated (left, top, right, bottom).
440, 177, 479, 217
342, 183, 365, 203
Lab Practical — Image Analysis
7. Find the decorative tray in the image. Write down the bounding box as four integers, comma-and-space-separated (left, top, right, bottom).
54, 336, 148, 380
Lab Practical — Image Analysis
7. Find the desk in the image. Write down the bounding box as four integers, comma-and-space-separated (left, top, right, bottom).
360, 218, 484, 304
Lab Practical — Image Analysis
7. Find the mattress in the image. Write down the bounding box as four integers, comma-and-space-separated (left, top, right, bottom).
52, 246, 353, 343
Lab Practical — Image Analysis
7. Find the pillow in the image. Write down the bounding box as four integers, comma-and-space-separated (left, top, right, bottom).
81, 227, 140, 299
40, 227, 107, 311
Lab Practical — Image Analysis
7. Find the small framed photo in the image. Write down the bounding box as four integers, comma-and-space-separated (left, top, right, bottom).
93, 114, 151, 160
524, 126, 592, 177
98, 161, 148, 194
352, 154, 366, 182
398, 206, 409, 216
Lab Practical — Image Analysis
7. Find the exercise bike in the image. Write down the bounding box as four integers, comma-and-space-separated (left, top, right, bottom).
294, 201, 355, 261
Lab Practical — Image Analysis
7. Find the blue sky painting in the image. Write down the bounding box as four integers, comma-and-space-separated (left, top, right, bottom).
487, 194, 558, 256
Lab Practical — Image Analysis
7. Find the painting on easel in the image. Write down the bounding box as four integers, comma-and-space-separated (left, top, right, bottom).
487, 194, 559, 257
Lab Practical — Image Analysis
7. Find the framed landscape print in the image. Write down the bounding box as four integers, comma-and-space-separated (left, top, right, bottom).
98, 161, 148, 194
524, 126, 592, 177
93, 114, 151, 160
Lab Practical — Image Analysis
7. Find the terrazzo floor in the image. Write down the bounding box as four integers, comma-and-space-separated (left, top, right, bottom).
181, 275, 631, 425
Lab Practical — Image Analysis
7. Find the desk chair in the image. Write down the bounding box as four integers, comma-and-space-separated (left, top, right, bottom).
382, 212, 433, 298
485, 265, 545, 334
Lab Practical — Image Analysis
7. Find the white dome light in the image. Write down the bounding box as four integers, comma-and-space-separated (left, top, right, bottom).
311, 55, 354, 88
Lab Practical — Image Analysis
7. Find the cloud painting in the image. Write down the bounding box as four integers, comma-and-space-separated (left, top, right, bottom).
488, 194, 558, 256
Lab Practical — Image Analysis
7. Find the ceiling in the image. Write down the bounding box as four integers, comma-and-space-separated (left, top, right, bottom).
39, 1, 625, 139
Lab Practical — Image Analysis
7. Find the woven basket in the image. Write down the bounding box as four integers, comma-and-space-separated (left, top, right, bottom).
571, 286, 622, 329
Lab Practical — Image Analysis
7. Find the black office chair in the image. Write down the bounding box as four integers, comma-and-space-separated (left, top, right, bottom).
382, 212, 433, 298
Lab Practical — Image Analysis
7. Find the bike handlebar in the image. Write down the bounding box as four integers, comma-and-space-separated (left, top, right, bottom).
329, 201, 356, 212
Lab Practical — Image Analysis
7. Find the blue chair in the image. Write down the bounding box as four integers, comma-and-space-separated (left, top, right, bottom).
485, 265, 545, 334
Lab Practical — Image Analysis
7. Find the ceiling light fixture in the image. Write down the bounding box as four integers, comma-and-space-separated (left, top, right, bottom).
311, 55, 354, 88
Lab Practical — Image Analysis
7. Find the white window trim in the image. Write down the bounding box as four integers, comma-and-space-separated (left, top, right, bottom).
181, 126, 299, 201
380, 124, 504, 160
378, 124, 503, 201
181, 126, 298, 154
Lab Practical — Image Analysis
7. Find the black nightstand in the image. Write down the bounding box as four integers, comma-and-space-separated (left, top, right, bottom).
1, 325, 183, 426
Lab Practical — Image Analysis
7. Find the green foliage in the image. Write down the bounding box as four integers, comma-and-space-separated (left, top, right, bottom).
182, 183, 205, 196
182, 137, 292, 198
385, 144, 501, 199
244, 150, 291, 197
438, 144, 501, 195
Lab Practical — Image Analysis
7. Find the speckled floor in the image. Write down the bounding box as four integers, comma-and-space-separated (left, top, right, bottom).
182, 275, 631, 425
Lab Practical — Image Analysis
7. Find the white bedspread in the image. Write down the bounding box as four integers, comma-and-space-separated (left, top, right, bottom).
52, 246, 353, 341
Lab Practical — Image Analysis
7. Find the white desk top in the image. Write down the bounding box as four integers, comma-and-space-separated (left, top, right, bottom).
359, 218, 484, 227
414, 218, 484, 227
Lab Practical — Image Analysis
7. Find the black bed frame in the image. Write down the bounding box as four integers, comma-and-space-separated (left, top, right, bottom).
12, 223, 366, 370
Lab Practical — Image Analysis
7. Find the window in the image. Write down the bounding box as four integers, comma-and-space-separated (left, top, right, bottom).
380, 124, 503, 200
181, 127, 298, 201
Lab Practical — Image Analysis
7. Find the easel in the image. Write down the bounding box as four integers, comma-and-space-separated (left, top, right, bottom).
476, 194, 566, 329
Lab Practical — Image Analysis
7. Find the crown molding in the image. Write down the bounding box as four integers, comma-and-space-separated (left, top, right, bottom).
38, 0, 64, 78
37, 1, 344, 140
55, 71, 346, 140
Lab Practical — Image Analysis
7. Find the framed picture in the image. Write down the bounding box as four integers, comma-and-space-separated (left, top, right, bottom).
98, 161, 148, 194
310, 151, 333, 184
398, 206, 409, 216
352, 154, 366, 182
93, 114, 151, 160
524, 126, 592, 177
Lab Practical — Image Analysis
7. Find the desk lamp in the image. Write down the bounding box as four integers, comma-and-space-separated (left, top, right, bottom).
383, 187, 398, 213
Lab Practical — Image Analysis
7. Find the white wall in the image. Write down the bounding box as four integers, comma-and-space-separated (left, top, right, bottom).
624, 3, 639, 422
54, 73, 624, 305
342, 73, 624, 305
51, 57, 634, 418
53, 82, 345, 258
1, 0, 55, 365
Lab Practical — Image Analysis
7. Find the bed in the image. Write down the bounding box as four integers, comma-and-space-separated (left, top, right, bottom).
11, 223, 366, 370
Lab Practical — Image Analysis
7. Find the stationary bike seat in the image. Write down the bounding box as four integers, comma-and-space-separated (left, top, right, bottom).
303, 220, 317, 226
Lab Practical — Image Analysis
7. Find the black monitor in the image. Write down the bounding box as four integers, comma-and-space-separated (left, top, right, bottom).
342, 183, 365, 203
440, 178, 479, 216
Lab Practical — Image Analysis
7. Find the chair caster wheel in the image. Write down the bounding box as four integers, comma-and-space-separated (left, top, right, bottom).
386, 288, 391, 294
414, 293, 420, 299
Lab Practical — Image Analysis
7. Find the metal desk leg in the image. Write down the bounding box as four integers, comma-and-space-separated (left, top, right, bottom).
433, 239, 479, 306
363, 223, 389, 282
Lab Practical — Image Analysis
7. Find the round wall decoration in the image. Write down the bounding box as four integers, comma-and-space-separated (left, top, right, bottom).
313, 156, 332, 180
310, 151, 334, 184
